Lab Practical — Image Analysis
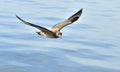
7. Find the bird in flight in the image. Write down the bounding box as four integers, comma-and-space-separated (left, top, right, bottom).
16, 8, 83, 39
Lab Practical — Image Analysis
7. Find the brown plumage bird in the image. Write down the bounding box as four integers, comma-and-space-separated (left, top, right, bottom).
16, 8, 83, 38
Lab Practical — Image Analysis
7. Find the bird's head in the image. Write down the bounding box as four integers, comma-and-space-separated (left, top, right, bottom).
56, 32, 62, 38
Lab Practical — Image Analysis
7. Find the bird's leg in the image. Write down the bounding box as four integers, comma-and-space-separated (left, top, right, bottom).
36, 32, 41, 35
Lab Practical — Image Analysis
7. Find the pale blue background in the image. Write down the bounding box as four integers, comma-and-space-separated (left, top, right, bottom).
0, 0, 120, 72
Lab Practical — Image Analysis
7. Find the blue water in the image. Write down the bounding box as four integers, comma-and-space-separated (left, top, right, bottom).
0, 0, 120, 72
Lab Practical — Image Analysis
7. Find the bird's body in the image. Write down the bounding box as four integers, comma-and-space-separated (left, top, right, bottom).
16, 8, 83, 38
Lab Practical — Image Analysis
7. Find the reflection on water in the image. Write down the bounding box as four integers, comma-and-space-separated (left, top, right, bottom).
0, 0, 120, 72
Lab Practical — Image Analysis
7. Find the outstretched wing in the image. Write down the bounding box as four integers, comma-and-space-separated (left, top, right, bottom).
16, 15, 53, 33
51, 8, 83, 32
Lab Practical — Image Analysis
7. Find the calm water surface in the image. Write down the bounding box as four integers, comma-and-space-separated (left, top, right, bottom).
0, 0, 120, 72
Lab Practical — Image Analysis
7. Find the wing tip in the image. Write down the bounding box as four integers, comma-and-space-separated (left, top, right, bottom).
16, 15, 28, 24
16, 15, 19, 18
79, 8, 83, 14
80, 8, 83, 11
16, 15, 22, 21
68, 8, 83, 23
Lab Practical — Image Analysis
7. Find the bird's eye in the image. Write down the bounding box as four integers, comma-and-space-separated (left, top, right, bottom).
60, 33, 62, 35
